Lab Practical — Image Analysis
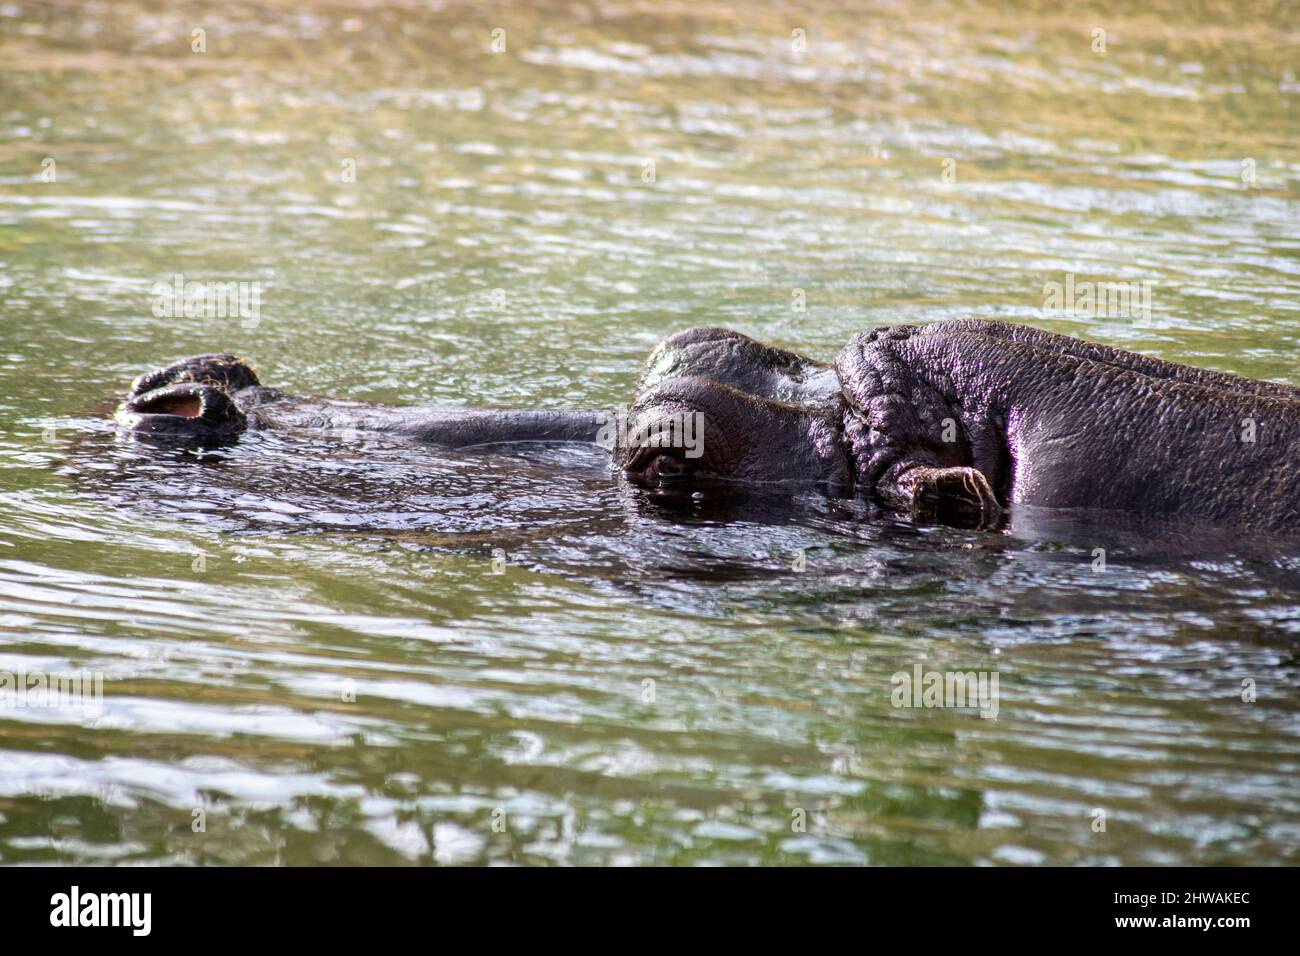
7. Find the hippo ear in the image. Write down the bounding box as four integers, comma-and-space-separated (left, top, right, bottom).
896, 465, 1002, 529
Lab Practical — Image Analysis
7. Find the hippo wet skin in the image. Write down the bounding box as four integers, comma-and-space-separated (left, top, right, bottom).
114, 320, 1300, 532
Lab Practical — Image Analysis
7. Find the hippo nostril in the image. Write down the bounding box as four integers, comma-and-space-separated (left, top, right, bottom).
136, 393, 203, 418
115, 382, 246, 446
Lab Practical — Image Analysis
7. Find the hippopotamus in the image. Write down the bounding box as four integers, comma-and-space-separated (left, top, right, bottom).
114, 319, 1300, 532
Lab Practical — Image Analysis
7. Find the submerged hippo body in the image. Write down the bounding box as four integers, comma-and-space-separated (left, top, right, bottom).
114, 320, 1300, 532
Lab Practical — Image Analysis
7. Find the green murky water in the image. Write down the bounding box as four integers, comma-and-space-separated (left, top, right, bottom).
1, 0, 1298, 865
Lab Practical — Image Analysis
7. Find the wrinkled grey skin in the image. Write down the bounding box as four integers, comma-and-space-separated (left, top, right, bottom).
114, 320, 1300, 531
837, 321, 1300, 530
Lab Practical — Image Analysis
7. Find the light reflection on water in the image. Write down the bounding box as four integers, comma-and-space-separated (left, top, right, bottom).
0, 0, 1298, 864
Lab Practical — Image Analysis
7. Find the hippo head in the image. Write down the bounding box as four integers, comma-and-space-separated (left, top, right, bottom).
110, 328, 1000, 525
616, 328, 855, 494
617, 326, 1001, 526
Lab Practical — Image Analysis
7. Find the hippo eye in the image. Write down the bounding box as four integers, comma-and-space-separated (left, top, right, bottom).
653, 452, 693, 479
